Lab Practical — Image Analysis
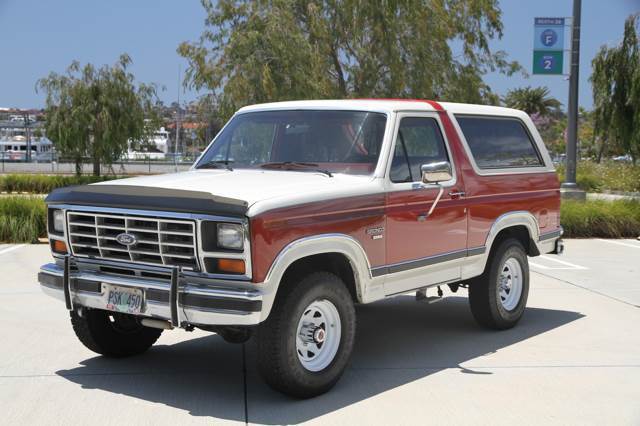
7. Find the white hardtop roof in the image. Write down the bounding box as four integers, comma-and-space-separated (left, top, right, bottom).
237, 99, 526, 117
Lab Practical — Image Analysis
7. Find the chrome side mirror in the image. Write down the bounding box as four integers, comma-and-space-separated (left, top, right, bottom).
421, 161, 452, 184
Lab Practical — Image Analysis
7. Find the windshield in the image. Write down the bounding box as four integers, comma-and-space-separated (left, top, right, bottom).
195, 110, 387, 176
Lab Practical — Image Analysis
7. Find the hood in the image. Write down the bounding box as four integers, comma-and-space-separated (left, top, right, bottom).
84, 169, 379, 216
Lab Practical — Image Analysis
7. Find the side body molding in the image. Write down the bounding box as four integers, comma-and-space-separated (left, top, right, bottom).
259, 234, 381, 321
461, 211, 541, 280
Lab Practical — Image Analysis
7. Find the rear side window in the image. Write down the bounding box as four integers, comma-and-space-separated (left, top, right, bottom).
455, 116, 543, 169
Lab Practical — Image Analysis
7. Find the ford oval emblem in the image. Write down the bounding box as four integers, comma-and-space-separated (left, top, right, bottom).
116, 233, 137, 246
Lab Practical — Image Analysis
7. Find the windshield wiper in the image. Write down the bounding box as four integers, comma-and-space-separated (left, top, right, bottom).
197, 160, 234, 171
259, 162, 332, 177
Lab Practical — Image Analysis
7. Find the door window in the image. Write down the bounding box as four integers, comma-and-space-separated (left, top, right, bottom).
390, 117, 450, 183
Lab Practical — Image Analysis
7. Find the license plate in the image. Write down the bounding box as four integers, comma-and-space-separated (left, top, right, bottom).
104, 284, 143, 314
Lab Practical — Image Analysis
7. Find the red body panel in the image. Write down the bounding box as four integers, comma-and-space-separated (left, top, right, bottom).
250, 106, 561, 284
385, 189, 467, 264
437, 110, 561, 249
250, 194, 386, 283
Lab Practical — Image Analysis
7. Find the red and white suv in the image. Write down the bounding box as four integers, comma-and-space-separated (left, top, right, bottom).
39, 99, 563, 397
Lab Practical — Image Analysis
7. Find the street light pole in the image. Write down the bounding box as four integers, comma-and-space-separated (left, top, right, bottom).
561, 0, 585, 199
24, 112, 32, 163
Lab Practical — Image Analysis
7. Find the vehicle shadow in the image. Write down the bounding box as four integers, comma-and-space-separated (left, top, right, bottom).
56, 295, 584, 424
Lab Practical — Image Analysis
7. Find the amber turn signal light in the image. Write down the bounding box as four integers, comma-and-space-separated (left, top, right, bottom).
51, 239, 68, 254
217, 258, 246, 275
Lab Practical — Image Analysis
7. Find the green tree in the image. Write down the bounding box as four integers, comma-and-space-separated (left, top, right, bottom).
178, 0, 521, 120
37, 55, 160, 176
591, 14, 640, 164
502, 86, 561, 116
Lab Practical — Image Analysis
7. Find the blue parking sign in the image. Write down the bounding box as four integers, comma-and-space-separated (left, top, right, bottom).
534, 25, 564, 50
533, 17, 566, 74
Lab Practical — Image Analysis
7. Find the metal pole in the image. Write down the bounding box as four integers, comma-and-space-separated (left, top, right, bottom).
174, 66, 181, 173
562, 0, 581, 189
24, 112, 32, 163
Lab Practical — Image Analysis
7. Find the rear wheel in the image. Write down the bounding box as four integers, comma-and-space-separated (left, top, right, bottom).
70, 309, 162, 357
469, 238, 529, 329
257, 272, 356, 398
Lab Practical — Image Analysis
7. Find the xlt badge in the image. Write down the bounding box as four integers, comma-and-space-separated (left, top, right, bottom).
366, 226, 385, 240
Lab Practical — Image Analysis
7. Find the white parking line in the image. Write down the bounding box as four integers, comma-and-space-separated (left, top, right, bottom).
596, 239, 640, 249
529, 261, 550, 269
0, 244, 26, 256
530, 256, 588, 271
540, 256, 589, 270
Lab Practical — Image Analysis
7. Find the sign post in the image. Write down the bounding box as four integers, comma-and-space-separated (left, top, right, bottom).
561, 0, 584, 199
533, 10, 584, 200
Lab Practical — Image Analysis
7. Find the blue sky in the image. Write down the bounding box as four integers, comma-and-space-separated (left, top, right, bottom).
0, 0, 638, 110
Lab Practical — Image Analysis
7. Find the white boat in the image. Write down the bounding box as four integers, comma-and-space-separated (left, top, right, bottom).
0, 129, 54, 161
125, 127, 169, 160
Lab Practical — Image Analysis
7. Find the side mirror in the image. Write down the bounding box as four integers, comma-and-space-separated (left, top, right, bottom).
421, 161, 452, 184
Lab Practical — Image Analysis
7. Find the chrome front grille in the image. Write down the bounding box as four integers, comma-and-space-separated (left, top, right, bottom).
66, 211, 199, 270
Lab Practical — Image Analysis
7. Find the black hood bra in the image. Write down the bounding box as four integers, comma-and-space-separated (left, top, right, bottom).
45, 184, 249, 217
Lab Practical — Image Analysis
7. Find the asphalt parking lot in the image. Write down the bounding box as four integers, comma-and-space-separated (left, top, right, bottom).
1, 240, 639, 425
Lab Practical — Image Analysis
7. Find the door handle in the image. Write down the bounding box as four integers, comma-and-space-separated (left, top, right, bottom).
448, 190, 466, 198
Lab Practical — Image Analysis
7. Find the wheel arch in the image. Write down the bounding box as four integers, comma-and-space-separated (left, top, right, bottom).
461, 211, 541, 280
484, 211, 540, 257
260, 234, 372, 320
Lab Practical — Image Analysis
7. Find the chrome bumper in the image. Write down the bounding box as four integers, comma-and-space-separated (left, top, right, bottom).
38, 261, 264, 326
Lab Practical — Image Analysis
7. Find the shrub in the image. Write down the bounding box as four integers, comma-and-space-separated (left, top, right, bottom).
0, 196, 47, 243
557, 161, 640, 193
0, 174, 119, 194
561, 199, 640, 238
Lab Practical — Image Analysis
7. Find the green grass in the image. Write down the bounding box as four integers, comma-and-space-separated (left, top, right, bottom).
0, 174, 119, 194
557, 161, 640, 193
0, 196, 47, 243
561, 199, 640, 238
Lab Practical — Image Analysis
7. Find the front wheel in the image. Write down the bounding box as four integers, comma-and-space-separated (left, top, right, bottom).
257, 272, 356, 398
469, 238, 530, 329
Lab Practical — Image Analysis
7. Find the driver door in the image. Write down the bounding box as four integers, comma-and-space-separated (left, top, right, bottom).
382, 113, 467, 295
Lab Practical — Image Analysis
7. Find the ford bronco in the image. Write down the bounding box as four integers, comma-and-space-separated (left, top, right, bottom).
39, 99, 563, 398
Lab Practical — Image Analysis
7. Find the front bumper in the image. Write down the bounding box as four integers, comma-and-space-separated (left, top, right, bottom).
38, 260, 264, 326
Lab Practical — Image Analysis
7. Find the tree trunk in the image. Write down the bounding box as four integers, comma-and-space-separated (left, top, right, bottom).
93, 157, 101, 176
330, 44, 347, 96
596, 137, 606, 164
75, 157, 82, 176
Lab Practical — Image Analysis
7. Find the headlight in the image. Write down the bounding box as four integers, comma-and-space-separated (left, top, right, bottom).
52, 210, 65, 233
217, 223, 244, 250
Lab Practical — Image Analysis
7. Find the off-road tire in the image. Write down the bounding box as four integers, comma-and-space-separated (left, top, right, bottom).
468, 238, 529, 330
70, 309, 162, 357
257, 272, 356, 398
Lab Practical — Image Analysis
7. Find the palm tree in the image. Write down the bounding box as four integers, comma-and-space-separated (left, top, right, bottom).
503, 86, 562, 116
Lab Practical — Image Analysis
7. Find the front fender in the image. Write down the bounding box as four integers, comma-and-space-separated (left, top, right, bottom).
258, 233, 376, 321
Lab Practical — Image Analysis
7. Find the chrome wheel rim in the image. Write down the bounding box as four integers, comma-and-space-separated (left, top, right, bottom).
498, 257, 523, 311
296, 299, 341, 372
